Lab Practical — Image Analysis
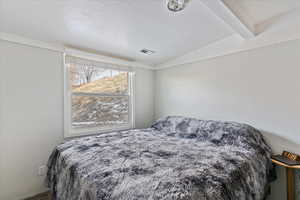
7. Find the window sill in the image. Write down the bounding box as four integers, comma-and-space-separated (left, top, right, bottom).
64, 125, 133, 139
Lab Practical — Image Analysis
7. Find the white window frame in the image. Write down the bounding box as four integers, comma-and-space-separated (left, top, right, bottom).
64, 53, 135, 138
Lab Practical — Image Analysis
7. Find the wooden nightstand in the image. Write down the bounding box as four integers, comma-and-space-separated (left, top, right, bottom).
271, 158, 300, 200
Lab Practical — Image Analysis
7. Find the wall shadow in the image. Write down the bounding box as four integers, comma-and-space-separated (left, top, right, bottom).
260, 130, 300, 155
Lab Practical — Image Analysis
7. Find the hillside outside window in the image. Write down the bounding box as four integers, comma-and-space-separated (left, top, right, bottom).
64, 55, 135, 137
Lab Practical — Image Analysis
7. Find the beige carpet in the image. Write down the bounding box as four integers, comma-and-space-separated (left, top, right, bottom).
24, 192, 51, 200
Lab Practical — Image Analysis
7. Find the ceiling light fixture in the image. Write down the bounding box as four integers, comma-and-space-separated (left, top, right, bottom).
167, 0, 188, 12
140, 49, 155, 55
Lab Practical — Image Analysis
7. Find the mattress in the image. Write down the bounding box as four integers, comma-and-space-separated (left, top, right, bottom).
46, 116, 274, 200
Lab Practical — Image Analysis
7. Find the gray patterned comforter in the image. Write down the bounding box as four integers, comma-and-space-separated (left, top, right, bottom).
46, 116, 274, 200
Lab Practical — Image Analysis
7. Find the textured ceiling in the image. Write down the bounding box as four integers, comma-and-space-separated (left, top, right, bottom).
1, 0, 298, 66
0, 0, 234, 65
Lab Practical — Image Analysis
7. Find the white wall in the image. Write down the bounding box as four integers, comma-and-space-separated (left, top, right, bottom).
134, 68, 155, 129
0, 40, 64, 200
0, 40, 155, 200
155, 39, 300, 200
0, 38, 5, 199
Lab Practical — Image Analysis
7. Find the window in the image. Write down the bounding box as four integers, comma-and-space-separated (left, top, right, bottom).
64, 55, 135, 137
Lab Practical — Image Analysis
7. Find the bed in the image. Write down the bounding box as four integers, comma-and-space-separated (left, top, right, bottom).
46, 116, 275, 200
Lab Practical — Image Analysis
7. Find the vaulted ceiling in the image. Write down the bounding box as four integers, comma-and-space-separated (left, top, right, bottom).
223, 0, 300, 34
0, 0, 299, 67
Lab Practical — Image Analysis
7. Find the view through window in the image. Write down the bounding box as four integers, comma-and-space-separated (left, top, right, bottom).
65, 57, 133, 135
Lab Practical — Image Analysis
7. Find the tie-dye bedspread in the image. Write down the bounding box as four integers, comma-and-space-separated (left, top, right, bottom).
46, 116, 274, 200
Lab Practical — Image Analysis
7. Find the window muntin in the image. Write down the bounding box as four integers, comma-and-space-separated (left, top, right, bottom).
65, 56, 134, 137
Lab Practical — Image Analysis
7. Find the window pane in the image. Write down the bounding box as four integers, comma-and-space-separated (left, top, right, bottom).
69, 64, 128, 94
72, 95, 129, 128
